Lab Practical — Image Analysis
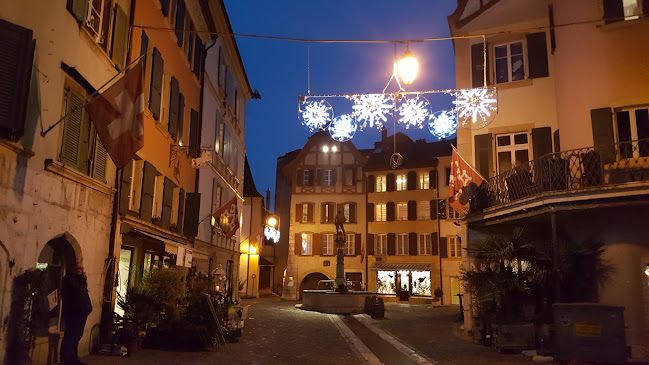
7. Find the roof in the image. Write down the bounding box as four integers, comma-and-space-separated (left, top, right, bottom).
364, 133, 456, 172
243, 155, 263, 198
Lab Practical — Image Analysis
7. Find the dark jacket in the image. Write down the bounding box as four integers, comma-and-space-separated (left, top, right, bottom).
61, 273, 92, 318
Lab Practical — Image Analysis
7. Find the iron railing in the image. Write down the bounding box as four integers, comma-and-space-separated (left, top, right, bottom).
471, 138, 649, 211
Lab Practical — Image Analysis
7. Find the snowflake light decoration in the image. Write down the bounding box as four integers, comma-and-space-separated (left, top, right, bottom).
351, 94, 393, 131
428, 110, 457, 139
452, 88, 497, 127
328, 114, 357, 142
397, 95, 430, 129
299, 99, 333, 132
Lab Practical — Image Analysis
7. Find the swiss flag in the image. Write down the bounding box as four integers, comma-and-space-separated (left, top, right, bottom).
448, 146, 485, 215
213, 196, 240, 238
85, 59, 145, 169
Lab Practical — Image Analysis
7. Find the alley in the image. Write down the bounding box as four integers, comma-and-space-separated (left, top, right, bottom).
85, 297, 541, 365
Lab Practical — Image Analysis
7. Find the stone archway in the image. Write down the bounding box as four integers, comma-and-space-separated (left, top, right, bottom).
299, 272, 330, 300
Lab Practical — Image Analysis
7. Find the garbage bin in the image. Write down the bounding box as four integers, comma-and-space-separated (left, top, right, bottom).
398, 290, 410, 301
371, 297, 384, 319
364, 296, 376, 315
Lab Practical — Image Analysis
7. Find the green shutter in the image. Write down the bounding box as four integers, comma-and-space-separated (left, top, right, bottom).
110, 4, 128, 69
168, 77, 179, 139
178, 93, 185, 144
532, 127, 553, 160
140, 161, 157, 222
119, 160, 132, 214
407, 171, 416, 190
386, 173, 395, 191
140, 31, 148, 58
182, 192, 201, 237
590, 108, 616, 164
92, 133, 108, 182
355, 234, 361, 256
527, 32, 549, 79
149, 48, 164, 120
474, 133, 493, 178
61, 88, 89, 172
429, 170, 437, 189
161, 177, 175, 229
407, 200, 416, 221
386, 201, 395, 222
430, 200, 438, 220
69, 0, 88, 24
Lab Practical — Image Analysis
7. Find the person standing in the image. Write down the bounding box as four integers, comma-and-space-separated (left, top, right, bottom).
60, 262, 92, 365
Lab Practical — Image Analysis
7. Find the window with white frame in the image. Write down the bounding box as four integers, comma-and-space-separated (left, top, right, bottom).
345, 233, 355, 255
494, 41, 525, 84
323, 234, 334, 255
376, 175, 386, 192
344, 168, 354, 186
396, 174, 407, 191
448, 236, 461, 258
418, 201, 430, 220
419, 234, 431, 255
303, 170, 310, 186
376, 234, 387, 255
300, 233, 312, 255
302, 203, 309, 223
615, 107, 649, 159
375, 204, 387, 222
397, 234, 409, 255
396, 202, 408, 221
447, 203, 461, 219
323, 169, 333, 186
496, 132, 530, 174
419, 172, 429, 190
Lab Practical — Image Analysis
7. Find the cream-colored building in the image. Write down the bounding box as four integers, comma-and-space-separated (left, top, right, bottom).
448, 0, 649, 359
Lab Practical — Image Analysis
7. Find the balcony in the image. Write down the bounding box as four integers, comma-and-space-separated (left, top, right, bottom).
471, 139, 649, 213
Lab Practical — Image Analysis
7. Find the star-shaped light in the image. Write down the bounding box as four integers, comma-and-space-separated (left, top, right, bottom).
351, 94, 393, 131
452, 88, 497, 127
328, 114, 356, 142
299, 100, 333, 132
397, 95, 430, 129
428, 110, 457, 139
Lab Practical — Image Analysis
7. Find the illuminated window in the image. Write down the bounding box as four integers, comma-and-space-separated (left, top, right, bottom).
419, 172, 429, 190
376, 234, 387, 255
322, 234, 334, 255
494, 41, 525, 84
345, 233, 355, 255
419, 234, 431, 255
375, 204, 387, 222
397, 234, 409, 255
376, 175, 386, 192
448, 236, 462, 258
300, 233, 312, 255
418, 201, 430, 220
396, 202, 408, 221
396, 174, 407, 191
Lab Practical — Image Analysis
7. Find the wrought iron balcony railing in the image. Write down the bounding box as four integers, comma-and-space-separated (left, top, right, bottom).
471, 138, 649, 211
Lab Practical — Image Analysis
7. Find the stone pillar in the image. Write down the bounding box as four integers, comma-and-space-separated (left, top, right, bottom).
334, 235, 347, 292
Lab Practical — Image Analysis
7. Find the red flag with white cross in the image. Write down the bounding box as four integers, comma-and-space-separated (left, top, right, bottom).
448, 145, 485, 215
212, 196, 240, 238
85, 59, 145, 169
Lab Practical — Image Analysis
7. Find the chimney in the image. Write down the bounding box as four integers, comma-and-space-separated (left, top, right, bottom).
266, 188, 271, 212
381, 126, 387, 141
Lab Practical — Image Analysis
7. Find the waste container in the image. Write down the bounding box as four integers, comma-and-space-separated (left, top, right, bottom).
364, 296, 376, 315
398, 290, 410, 301
371, 297, 384, 319
553, 303, 626, 364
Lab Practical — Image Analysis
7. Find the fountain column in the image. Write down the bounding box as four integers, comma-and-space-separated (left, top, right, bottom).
334, 233, 347, 292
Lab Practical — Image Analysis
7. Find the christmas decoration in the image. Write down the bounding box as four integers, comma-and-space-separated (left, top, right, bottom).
397, 95, 430, 129
328, 114, 357, 142
299, 99, 333, 132
351, 94, 393, 131
428, 110, 457, 139
452, 88, 497, 127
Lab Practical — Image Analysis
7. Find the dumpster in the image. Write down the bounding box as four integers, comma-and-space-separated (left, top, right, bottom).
553, 303, 626, 364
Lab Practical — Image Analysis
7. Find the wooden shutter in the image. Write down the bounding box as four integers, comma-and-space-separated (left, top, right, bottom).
590, 108, 616, 164
174, 0, 186, 46
160, 0, 170, 16
553, 130, 561, 153
440, 237, 448, 258
408, 200, 416, 221
349, 203, 356, 223
295, 204, 303, 223
603, 0, 624, 23
92, 134, 108, 182
471, 42, 490, 87
177, 188, 185, 233
474, 133, 493, 179
386, 173, 395, 191
161, 177, 175, 229
193, 34, 203, 78
527, 32, 549, 79
532, 127, 553, 160
110, 4, 128, 69
140, 31, 148, 58
367, 234, 375, 255
68, 0, 88, 23
367, 175, 375, 192
429, 170, 437, 189
313, 234, 322, 256
407, 171, 416, 190
316, 169, 322, 186
331, 168, 336, 186
307, 169, 314, 186
387, 233, 396, 255
140, 161, 157, 222
355, 234, 361, 256
149, 48, 164, 120
119, 160, 132, 214
0, 19, 33, 138
430, 200, 438, 220
409, 233, 417, 256
367, 203, 374, 222
320, 203, 326, 223
296, 169, 303, 186
168, 77, 179, 139
178, 93, 185, 143
182, 192, 200, 237
294, 233, 302, 255
431, 234, 439, 255
188, 109, 200, 158
307, 203, 314, 223
386, 202, 395, 221
61, 88, 89, 172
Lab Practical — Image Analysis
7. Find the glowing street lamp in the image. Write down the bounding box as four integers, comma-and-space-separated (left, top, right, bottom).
396, 48, 418, 85
264, 214, 280, 243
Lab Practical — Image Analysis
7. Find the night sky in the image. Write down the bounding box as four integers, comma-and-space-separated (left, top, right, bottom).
224, 1, 458, 210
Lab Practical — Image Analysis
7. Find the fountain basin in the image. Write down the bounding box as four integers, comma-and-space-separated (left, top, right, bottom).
296, 290, 379, 314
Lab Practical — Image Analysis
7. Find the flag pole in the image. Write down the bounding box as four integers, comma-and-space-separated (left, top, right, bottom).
40, 54, 146, 137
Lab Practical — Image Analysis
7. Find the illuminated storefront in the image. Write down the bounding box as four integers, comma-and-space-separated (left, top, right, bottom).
372, 263, 432, 297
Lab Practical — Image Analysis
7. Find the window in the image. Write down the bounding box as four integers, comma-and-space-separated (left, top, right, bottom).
322, 202, 334, 223
447, 203, 461, 219
419, 234, 431, 255
323, 169, 333, 186
129, 160, 144, 212
345, 233, 355, 255
419, 172, 429, 190
323, 234, 334, 255
376, 175, 386, 192
376, 234, 387, 255
344, 168, 354, 186
343, 203, 351, 223
152, 175, 164, 219
496, 132, 530, 174
210, 178, 222, 226
303, 170, 310, 186
375, 204, 387, 222
606, 0, 648, 21
396, 202, 408, 221
449, 236, 462, 258
170, 186, 180, 226
615, 107, 649, 158
397, 234, 409, 255
418, 201, 430, 220
302, 203, 309, 223
300, 233, 312, 255
396, 174, 407, 191
495, 41, 525, 84
438, 199, 447, 219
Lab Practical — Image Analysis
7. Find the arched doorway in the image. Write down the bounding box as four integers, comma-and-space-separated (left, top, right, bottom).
299, 272, 330, 299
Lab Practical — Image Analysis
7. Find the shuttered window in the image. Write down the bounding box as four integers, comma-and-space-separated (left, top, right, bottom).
375, 234, 387, 255
375, 175, 386, 192
322, 234, 334, 255
396, 202, 407, 221
149, 48, 164, 120
182, 192, 201, 237
161, 177, 175, 229
140, 161, 157, 222
174, 0, 186, 46
397, 234, 409, 255
188, 108, 200, 158
375, 203, 387, 222
419, 172, 429, 189
91, 137, 108, 182
494, 41, 525, 84
168, 77, 180, 140
419, 234, 432, 255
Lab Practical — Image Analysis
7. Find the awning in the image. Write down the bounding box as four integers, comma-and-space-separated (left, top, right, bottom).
370, 262, 431, 271
131, 228, 209, 257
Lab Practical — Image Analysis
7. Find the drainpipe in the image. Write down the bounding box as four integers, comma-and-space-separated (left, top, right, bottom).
436, 167, 443, 305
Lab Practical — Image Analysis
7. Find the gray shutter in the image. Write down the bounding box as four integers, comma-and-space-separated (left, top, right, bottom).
407, 171, 416, 190
307, 169, 315, 186
440, 237, 448, 258
188, 108, 200, 158
387, 233, 396, 256
603, 0, 624, 23
527, 32, 549, 79
0, 19, 33, 136
386, 173, 395, 191
367, 234, 374, 255
409, 232, 417, 256
69, 0, 88, 24
140, 161, 157, 222
168, 77, 179, 139
110, 4, 128, 69
471, 42, 490, 87
367, 203, 374, 222
149, 48, 164, 120
182, 192, 201, 237
532, 127, 553, 160
590, 108, 616, 164
553, 130, 561, 153
407, 200, 416, 221
178, 93, 184, 143
386, 202, 395, 221
177, 188, 185, 233
119, 160, 132, 214
174, 0, 186, 46
161, 177, 175, 229
367, 175, 375, 192
316, 168, 322, 186
474, 133, 493, 179
431, 234, 439, 255
160, 0, 170, 16
92, 134, 108, 182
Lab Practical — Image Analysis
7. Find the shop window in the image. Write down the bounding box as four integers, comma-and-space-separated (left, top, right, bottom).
411, 271, 431, 296
376, 271, 396, 294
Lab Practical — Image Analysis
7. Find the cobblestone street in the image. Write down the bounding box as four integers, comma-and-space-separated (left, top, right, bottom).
84, 296, 546, 364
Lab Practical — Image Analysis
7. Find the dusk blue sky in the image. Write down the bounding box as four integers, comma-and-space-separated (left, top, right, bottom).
224, 1, 459, 211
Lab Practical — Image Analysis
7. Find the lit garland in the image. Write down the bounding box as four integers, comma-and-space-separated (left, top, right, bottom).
351, 94, 393, 131
329, 114, 357, 142
428, 110, 457, 139
452, 88, 497, 128
397, 95, 430, 129
299, 100, 333, 132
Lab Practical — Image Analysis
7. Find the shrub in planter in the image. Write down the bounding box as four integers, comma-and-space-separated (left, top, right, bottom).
433, 288, 443, 301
